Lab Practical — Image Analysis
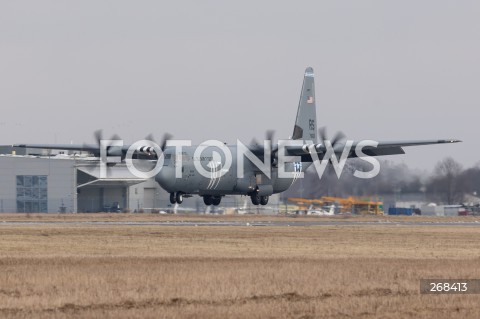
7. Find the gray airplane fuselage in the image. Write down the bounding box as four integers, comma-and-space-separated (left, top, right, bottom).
155, 145, 306, 197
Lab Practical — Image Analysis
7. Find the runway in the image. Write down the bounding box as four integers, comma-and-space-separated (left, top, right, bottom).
1, 220, 480, 227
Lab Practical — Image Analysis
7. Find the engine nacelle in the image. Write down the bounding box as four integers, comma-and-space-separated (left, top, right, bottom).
137, 146, 155, 154
234, 178, 256, 193
302, 144, 319, 153
256, 184, 273, 196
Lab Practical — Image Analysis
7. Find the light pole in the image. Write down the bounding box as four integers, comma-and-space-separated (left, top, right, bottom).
72, 153, 78, 213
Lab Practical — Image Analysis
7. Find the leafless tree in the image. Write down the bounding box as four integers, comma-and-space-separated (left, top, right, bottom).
427, 157, 464, 204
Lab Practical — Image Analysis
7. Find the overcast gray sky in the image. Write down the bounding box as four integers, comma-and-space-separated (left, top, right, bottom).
0, 1, 477, 171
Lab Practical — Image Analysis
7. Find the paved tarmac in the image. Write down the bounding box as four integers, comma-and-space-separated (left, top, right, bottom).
1, 220, 480, 227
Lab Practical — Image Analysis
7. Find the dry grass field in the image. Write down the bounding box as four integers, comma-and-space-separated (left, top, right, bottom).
1, 214, 480, 318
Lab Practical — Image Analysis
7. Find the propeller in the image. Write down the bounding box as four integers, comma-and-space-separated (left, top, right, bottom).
266, 129, 275, 143
110, 133, 122, 144
145, 133, 155, 142
81, 129, 102, 156
84, 129, 125, 157
90, 129, 173, 158
250, 130, 276, 152
93, 129, 103, 147
316, 127, 348, 164
142, 132, 172, 155
248, 130, 282, 166
91, 129, 123, 145
160, 132, 173, 151
81, 129, 117, 175
318, 126, 327, 142
331, 131, 346, 146
318, 126, 346, 147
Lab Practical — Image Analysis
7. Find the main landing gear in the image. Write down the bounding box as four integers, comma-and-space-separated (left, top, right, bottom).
250, 193, 269, 206
169, 192, 184, 204
203, 195, 222, 206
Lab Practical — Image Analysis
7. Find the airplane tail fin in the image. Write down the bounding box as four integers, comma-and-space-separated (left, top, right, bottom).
291, 67, 317, 143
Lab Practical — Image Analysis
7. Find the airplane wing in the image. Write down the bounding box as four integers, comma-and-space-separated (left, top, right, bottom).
283, 139, 461, 159
13, 143, 100, 153
12, 132, 171, 158
13, 139, 461, 160
346, 139, 462, 158
11, 143, 157, 159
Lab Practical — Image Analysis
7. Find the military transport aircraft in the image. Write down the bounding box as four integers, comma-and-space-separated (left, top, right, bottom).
14, 68, 461, 206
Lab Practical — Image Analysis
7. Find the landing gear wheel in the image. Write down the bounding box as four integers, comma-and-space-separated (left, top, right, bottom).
169, 193, 176, 204
251, 193, 260, 205
203, 195, 213, 206
260, 196, 269, 206
212, 196, 221, 206
176, 192, 184, 204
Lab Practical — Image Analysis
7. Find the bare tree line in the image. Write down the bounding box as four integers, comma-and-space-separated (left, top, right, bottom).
283, 157, 479, 205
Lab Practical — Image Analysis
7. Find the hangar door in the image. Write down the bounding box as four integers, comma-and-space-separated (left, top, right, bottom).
143, 188, 156, 210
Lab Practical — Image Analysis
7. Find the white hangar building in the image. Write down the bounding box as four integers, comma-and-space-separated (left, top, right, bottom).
0, 154, 171, 213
